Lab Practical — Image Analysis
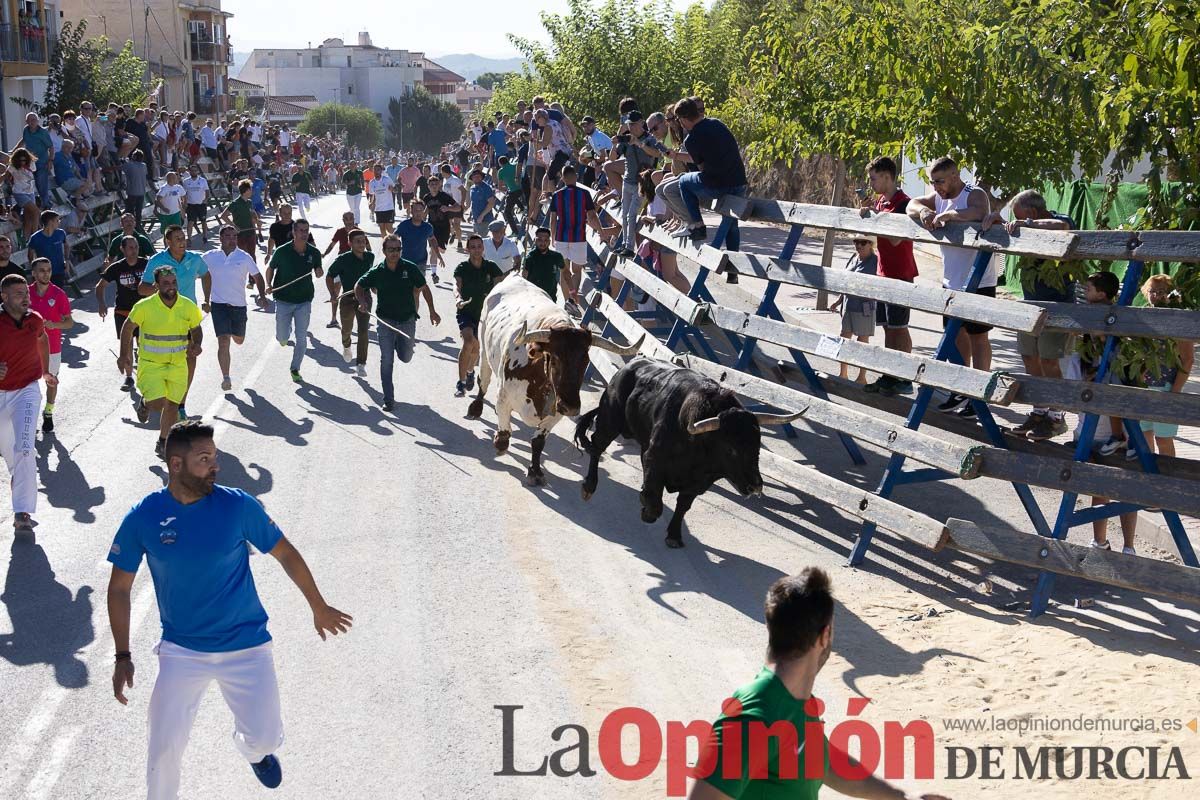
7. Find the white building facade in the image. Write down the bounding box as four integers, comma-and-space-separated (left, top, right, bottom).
237, 32, 461, 118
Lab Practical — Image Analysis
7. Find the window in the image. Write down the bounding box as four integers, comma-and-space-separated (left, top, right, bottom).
347, 85, 353, 95
346, 55, 351, 67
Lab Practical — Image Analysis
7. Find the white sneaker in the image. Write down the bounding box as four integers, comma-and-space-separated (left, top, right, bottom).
343, 347, 352, 363
1122, 546, 1137, 555
355, 364, 366, 377
1090, 540, 1111, 550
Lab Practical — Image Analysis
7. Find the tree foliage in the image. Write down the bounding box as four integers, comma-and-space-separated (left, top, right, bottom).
475, 71, 516, 91
385, 85, 463, 156
298, 102, 382, 150
15, 20, 149, 114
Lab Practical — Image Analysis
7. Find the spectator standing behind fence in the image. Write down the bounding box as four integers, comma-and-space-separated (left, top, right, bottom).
658, 97, 748, 250
908, 157, 995, 419
1136, 274, 1194, 460
121, 151, 149, 228
828, 238, 877, 384
613, 110, 666, 257
860, 156, 918, 397
18, 111, 53, 207
981, 189, 1074, 441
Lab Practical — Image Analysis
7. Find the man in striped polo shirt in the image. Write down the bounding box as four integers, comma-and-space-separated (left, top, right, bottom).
548, 165, 613, 314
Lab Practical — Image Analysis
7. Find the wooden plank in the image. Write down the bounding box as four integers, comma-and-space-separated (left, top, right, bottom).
1131, 231, 1200, 264
70, 253, 106, 281
978, 448, 1200, 517
1033, 301, 1200, 342
705, 303, 1016, 403
679, 355, 984, 478
596, 244, 705, 325
725, 250, 1047, 334
943, 518, 1200, 605
588, 347, 621, 384
774, 360, 1200, 483
724, 196, 1077, 260
761, 451, 949, 550
636, 221, 735, 274
588, 289, 677, 362
1014, 374, 1200, 427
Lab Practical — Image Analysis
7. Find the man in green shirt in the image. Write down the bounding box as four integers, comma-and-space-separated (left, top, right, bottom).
521, 227, 565, 302
354, 233, 441, 412
452, 234, 503, 397
265, 218, 323, 382
219, 179, 262, 264
497, 155, 523, 235
691, 569, 948, 800
342, 161, 364, 225
290, 167, 313, 220
326, 229, 375, 373
105, 213, 155, 270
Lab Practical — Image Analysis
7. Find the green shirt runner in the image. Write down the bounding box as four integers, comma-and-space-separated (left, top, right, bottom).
356, 260, 427, 323
226, 197, 255, 233
327, 250, 376, 295
292, 172, 312, 194
453, 259, 503, 320
268, 242, 323, 304
497, 162, 521, 193
342, 170, 363, 196
108, 230, 155, 259
522, 249, 564, 301
701, 667, 829, 799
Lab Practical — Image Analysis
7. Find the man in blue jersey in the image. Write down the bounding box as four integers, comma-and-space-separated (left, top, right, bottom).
107, 420, 352, 799
548, 165, 613, 314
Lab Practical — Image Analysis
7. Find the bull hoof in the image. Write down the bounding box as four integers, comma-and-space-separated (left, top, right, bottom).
466, 398, 484, 419
665, 537, 685, 549
493, 431, 511, 453
641, 507, 661, 524
581, 484, 594, 501
527, 470, 546, 487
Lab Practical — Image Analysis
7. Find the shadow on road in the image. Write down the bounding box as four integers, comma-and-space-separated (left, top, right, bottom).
37, 436, 106, 523
0, 537, 94, 688
219, 389, 314, 445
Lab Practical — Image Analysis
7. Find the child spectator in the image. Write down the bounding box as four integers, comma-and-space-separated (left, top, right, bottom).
829, 238, 878, 383
1135, 274, 1194, 459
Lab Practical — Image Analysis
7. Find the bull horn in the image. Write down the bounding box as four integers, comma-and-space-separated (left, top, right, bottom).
754, 410, 805, 426
515, 320, 552, 345
592, 332, 645, 356
687, 416, 722, 435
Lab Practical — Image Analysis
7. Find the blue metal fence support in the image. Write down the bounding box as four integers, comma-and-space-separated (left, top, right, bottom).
1028, 260, 1199, 617
849, 248, 1053, 567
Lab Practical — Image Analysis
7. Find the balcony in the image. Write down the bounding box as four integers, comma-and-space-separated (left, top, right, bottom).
0, 21, 51, 65
188, 37, 228, 64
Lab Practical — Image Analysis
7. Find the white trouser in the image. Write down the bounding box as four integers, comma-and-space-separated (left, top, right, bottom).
347, 192, 361, 223
148, 640, 283, 800
0, 381, 41, 514
294, 192, 311, 219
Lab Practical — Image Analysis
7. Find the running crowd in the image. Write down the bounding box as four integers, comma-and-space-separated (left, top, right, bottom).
0, 88, 1190, 800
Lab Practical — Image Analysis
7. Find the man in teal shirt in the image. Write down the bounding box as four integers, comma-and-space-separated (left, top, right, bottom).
354, 233, 441, 412
19, 112, 54, 206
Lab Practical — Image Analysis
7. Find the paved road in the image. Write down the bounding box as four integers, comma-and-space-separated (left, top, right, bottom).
2, 193, 1195, 800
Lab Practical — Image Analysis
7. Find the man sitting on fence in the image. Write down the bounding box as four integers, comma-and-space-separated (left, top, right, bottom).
657, 96, 748, 249
982, 189, 1074, 441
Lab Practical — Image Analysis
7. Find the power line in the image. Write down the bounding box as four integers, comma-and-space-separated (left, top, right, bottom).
146, 6, 186, 68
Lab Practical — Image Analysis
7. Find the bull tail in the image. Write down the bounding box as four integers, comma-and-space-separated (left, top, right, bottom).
574, 408, 600, 451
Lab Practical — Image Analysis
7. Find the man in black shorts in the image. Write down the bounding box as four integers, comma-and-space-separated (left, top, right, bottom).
452, 234, 503, 397
96, 235, 147, 391
182, 164, 211, 244
422, 175, 462, 258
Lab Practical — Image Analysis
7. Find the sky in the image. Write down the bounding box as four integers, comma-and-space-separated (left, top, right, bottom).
222, 0, 709, 58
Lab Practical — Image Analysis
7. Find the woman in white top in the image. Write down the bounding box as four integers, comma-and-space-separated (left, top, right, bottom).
5, 147, 40, 238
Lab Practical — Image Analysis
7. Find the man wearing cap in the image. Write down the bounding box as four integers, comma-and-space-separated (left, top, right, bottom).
614, 110, 669, 256
483, 220, 521, 273
581, 116, 613, 155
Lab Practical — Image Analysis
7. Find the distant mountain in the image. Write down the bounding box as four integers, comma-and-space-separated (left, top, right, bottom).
429, 53, 526, 82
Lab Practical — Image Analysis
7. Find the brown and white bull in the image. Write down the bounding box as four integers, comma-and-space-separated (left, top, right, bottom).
466, 276, 642, 485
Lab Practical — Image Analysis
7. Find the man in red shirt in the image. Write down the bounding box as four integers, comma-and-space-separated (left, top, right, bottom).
861, 156, 918, 396
0, 273, 58, 533
27, 258, 73, 433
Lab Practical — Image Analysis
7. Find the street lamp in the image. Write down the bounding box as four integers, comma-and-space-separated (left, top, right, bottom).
331, 87, 339, 140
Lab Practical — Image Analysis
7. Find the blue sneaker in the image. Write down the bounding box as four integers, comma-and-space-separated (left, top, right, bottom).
251, 754, 282, 788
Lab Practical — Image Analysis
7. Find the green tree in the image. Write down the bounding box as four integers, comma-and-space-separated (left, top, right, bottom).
298, 102, 383, 150
475, 71, 516, 90
14, 20, 149, 114
384, 85, 463, 155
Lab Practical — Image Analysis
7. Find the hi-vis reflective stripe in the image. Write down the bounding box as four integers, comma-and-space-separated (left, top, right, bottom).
140, 332, 188, 354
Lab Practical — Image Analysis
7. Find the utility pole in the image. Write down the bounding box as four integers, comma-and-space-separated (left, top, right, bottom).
143, 3, 151, 91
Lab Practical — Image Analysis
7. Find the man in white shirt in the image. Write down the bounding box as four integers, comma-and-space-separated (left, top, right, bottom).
483, 220, 520, 273
203, 225, 268, 391
155, 172, 188, 233
181, 164, 212, 243
367, 163, 397, 236
199, 119, 218, 158
278, 127, 291, 150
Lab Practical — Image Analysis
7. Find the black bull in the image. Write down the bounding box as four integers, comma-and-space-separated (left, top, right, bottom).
573, 359, 801, 547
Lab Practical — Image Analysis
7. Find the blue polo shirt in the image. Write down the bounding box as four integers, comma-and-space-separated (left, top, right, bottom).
470, 182, 495, 220
487, 128, 508, 155
28, 228, 68, 276
385, 164, 402, 183
396, 218, 435, 264
108, 486, 284, 653
144, 249, 208, 303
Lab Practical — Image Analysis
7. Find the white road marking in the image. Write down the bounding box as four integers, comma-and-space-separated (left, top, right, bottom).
4, 330, 282, 796
23, 725, 80, 800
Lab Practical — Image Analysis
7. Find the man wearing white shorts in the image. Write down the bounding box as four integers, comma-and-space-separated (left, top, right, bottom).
0, 273, 57, 533
107, 420, 353, 799
548, 165, 613, 314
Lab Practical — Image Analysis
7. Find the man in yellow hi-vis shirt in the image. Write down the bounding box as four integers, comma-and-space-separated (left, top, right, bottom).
118, 265, 203, 460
